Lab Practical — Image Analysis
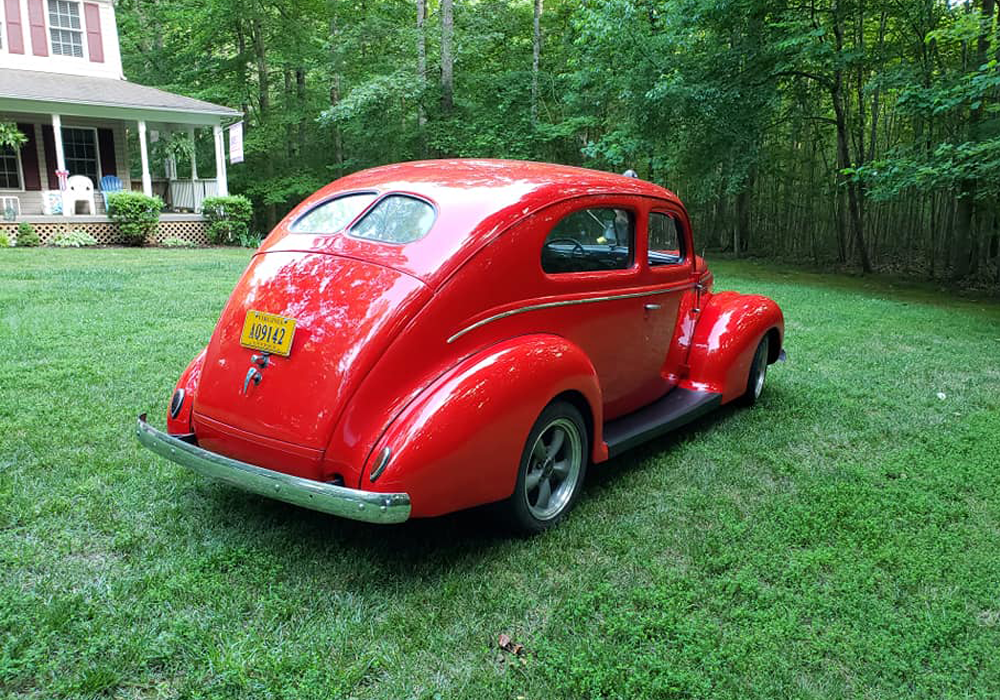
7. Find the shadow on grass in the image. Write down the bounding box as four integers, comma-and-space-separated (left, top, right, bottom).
175, 389, 787, 582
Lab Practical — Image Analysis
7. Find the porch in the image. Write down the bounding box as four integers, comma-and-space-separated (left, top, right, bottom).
0, 68, 240, 220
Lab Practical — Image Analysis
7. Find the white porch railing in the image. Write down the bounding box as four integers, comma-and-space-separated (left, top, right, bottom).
170, 179, 219, 212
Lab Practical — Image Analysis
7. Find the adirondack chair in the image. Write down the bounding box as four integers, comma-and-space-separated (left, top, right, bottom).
65, 175, 97, 216
99, 175, 125, 210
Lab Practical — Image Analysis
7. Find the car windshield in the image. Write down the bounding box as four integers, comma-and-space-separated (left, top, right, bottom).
290, 193, 378, 234
349, 195, 436, 244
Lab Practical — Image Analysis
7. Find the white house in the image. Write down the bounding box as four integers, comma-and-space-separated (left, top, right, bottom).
0, 0, 240, 242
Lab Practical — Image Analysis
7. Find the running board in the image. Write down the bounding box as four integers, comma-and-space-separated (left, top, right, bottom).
603, 388, 722, 458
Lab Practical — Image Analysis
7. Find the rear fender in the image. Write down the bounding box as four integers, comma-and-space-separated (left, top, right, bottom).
682, 291, 783, 403
363, 334, 604, 518
167, 348, 207, 435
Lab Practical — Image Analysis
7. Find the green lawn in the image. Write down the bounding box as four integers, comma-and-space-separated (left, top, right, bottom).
2, 248, 1000, 699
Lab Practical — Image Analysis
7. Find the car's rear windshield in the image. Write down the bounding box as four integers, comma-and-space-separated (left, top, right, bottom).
349, 195, 436, 244
290, 193, 378, 234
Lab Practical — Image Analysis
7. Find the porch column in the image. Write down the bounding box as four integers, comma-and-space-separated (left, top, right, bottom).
187, 127, 198, 180
50, 114, 66, 173
213, 124, 229, 196
137, 120, 152, 197
51, 114, 68, 216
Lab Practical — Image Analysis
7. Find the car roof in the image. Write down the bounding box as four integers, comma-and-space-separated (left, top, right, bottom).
272, 159, 683, 285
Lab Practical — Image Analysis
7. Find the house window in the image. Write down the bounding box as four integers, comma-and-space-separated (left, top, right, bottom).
62, 127, 100, 181
48, 0, 84, 58
0, 146, 22, 190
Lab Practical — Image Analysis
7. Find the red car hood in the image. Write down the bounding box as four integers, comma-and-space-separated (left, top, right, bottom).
193, 251, 430, 459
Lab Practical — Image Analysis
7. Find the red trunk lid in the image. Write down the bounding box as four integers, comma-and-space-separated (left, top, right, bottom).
193, 251, 430, 471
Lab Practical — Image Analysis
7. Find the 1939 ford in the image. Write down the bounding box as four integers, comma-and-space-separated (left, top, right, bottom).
137, 160, 785, 533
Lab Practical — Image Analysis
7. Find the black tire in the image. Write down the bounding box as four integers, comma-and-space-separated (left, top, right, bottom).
501, 400, 589, 535
738, 335, 770, 406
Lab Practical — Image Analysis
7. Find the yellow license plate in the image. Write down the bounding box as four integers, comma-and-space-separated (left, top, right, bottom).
240, 310, 297, 356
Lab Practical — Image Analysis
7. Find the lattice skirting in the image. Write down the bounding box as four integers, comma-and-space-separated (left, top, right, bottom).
1, 220, 210, 246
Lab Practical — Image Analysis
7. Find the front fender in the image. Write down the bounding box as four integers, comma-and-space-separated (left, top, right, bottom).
364, 334, 604, 518
682, 291, 784, 403
166, 348, 207, 435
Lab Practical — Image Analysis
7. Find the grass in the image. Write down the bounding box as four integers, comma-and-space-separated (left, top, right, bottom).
1, 248, 999, 699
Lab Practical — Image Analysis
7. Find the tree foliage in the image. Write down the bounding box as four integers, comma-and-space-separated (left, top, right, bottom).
117, 0, 1000, 285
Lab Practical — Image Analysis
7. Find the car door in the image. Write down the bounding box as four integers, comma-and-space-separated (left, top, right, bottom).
534, 196, 675, 420
641, 206, 696, 389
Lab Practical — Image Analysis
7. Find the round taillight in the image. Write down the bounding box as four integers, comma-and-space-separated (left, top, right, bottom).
169, 389, 185, 419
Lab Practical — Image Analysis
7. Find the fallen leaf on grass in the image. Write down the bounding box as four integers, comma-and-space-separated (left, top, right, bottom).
498, 633, 526, 656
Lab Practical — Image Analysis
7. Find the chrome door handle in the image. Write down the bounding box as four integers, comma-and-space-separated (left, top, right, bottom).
644, 303, 662, 311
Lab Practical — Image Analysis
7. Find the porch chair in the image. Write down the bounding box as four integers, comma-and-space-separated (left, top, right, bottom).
64, 175, 97, 216
99, 175, 124, 210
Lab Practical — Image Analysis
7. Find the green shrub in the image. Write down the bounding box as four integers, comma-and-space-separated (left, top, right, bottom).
106, 192, 164, 246
0, 232, 10, 248
52, 230, 98, 247
16, 222, 40, 247
160, 236, 196, 248
202, 195, 253, 245
237, 231, 263, 249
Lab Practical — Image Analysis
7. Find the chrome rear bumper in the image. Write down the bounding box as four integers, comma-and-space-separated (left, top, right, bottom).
135, 415, 411, 524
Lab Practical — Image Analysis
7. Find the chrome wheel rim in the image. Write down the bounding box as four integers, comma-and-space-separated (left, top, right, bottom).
523, 417, 582, 521
753, 338, 769, 399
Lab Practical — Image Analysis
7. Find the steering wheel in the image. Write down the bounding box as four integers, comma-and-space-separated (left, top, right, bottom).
545, 237, 586, 257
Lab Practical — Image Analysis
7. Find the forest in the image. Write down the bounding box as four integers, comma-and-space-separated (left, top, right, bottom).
116, 0, 1000, 287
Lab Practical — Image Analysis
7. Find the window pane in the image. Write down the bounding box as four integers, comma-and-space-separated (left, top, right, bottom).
350, 195, 436, 244
648, 213, 685, 266
541, 208, 633, 274
61, 128, 99, 181
49, 1, 83, 56
0, 147, 20, 189
290, 193, 378, 233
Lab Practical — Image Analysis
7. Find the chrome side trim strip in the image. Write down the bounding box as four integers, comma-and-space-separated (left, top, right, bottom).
135, 415, 411, 524
447, 284, 694, 343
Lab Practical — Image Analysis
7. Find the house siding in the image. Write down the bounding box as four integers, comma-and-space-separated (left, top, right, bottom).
0, 0, 123, 79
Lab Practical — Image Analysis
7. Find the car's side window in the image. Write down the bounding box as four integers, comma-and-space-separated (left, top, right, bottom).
648, 212, 685, 266
541, 208, 634, 274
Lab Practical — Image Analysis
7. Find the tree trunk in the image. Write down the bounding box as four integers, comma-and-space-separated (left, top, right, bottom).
296, 68, 307, 158
251, 14, 277, 229
735, 168, 754, 257
283, 70, 295, 159
416, 0, 427, 134
952, 0, 995, 280
531, 0, 542, 124
831, 7, 872, 273
329, 7, 343, 168
440, 0, 454, 114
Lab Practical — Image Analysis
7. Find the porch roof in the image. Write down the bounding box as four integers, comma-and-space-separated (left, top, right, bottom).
0, 68, 241, 126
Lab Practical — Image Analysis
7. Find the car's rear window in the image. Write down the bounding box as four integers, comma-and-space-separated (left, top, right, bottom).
290, 193, 378, 234
349, 195, 436, 244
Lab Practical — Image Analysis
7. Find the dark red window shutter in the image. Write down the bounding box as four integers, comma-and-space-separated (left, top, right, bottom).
83, 3, 103, 62
17, 124, 41, 191
41, 126, 59, 190
26, 0, 47, 57
4, 0, 24, 54
97, 128, 116, 177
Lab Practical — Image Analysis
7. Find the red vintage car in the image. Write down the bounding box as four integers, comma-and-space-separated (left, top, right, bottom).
137, 160, 784, 533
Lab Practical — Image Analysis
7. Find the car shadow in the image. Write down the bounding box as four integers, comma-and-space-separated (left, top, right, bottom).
185, 388, 785, 581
